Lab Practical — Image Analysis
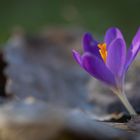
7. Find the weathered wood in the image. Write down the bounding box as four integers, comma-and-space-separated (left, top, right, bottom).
0, 101, 135, 140
127, 116, 140, 132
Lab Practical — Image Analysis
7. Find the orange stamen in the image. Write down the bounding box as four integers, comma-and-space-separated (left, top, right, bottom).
98, 43, 107, 63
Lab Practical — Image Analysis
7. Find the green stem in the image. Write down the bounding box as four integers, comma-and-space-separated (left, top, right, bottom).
113, 89, 137, 116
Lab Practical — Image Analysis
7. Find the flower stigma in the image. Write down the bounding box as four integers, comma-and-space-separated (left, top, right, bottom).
98, 43, 107, 63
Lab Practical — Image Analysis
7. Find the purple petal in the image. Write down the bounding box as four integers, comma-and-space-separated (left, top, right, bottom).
82, 52, 116, 86
83, 33, 101, 59
104, 27, 124, 49
72, 50, 82, 65
106, 38, 126, 77
125, 27, 140, 71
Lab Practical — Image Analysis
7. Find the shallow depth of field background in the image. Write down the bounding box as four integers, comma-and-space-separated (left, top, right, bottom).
0, 0, 139, 44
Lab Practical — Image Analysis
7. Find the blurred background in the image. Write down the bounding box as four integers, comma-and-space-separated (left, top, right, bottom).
0, 0, 140, 44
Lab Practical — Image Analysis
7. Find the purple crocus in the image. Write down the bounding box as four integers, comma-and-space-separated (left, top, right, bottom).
73, 27, 140, 115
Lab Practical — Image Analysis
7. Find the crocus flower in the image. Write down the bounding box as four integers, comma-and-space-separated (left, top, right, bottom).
72, 27, 140, 115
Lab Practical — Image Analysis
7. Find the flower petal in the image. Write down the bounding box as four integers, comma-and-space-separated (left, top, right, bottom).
125, 27, 140, 71
72, 50, 82, 65
104, 27, 124, 49
82, 52, 116, 86
83, 33, 101, 59
106, 38, 126, 77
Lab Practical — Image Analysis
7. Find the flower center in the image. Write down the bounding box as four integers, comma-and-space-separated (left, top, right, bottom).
98, 43, 107, 63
